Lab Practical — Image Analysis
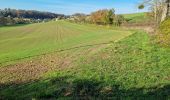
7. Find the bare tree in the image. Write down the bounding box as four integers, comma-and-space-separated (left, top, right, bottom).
162, 0, 170, 21
139, 0, 170, 23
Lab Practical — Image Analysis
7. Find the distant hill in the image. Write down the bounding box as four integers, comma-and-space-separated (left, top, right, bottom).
0, 8, 65, 19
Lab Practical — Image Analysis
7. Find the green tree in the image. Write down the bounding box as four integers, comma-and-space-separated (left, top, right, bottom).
105, 9, 115, 24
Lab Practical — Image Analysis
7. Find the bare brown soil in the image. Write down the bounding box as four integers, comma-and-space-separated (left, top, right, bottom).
0, 53, 73, 84
0, 44, 107, 84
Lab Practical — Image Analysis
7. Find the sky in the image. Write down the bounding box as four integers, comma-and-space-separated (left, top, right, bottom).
0, 0, 148, 15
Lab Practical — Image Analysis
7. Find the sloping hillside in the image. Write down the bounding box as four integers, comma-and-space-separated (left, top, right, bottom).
0, 21, 133, 66
0, 31, 170, 99
123, 12, 151, 23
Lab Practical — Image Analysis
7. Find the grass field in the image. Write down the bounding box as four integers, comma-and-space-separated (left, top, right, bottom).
0, 21, 132, 66
0, 21, 170, 99
123, 12, 151, 23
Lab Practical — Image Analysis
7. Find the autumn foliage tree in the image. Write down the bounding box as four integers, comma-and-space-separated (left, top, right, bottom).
90, 9, 115, 25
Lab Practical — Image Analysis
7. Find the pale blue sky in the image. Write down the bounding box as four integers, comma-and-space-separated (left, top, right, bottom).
0, 0, 148, 15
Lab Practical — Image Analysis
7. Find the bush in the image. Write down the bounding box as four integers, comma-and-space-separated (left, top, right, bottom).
0, 17, 15, 26
113, 15, 126, 26
157, 18, 170, 46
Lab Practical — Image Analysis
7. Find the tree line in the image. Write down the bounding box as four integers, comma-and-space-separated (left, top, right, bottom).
69, 9, 126, 26
0, 8, 65, 26
0, 8, 64, 19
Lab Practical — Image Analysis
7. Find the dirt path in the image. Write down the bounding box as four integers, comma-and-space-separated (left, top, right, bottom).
122, 23, 156, 34
123, 26, 155, 34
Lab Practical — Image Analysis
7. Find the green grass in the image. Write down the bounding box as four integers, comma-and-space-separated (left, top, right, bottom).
1, 31, 170, 99
123, 12, 151, 23
0, 21, 133, 66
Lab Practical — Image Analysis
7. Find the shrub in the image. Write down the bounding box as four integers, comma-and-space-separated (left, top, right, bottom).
113, 15, 126, 26
157, 18, 170, 46
0, 17, 15, 25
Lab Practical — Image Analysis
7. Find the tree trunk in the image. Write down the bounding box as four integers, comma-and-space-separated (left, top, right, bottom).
161, 0, 170, 21
167, 0, 170, 17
